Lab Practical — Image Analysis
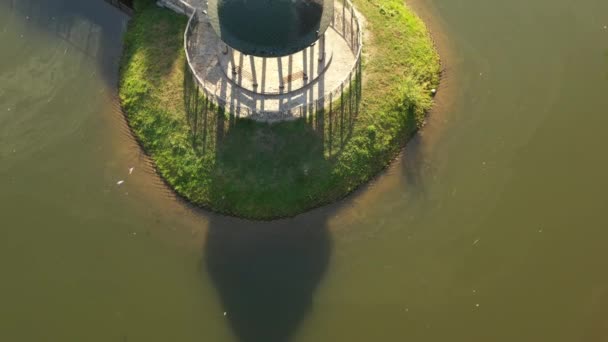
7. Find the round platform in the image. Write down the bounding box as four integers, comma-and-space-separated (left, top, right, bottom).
186, 0, 362, 121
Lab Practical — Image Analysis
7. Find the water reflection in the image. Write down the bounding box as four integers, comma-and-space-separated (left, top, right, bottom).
204, 216, 331, 342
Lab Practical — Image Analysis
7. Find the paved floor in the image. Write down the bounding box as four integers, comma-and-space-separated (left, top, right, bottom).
183, 0, 357, 122
218, 43, 332, 95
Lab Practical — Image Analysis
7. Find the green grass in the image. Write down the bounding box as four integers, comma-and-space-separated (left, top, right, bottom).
119, 0, 441, 219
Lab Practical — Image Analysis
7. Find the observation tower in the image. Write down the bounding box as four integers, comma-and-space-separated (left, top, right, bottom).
164, 0, 363, 121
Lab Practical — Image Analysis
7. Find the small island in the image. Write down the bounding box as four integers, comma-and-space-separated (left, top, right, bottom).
120, 0, 440, 219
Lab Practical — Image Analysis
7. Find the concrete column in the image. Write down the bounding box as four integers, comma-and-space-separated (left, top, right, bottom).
350, 6, 355, 48
250, 55, 258, 89
277, 57, 285, 91
229, 47, 237, 76
302, 48, 308, 83
342, 0, 346, 35
261, 57, 267, 95
318, 33, 326, 62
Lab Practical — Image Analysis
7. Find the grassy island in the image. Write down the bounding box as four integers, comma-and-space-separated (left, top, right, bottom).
120, 0, 440, 219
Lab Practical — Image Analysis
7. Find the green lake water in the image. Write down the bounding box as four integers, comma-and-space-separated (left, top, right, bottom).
1, 0, 608, 341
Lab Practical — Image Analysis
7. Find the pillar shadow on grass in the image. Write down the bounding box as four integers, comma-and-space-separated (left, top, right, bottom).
183, 69, 361, 215
183, 55, 362, 164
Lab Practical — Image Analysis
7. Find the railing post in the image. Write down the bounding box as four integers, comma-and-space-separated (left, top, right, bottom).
350, 6, 354, 50
194, 82, 200, 135
319, 33, 326, 62
356, 21, 360, 54
348, 70, 353, 122
342, 0, 346, 36
356, 58, 361, 114
329, 92, 333, 156
340, 83, 344, 144
202, 96, 208, 155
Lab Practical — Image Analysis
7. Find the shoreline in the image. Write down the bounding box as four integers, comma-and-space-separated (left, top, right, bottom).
118, 0, 442, 220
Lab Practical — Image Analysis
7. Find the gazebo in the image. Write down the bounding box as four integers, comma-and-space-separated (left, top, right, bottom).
161, 0, 362, 120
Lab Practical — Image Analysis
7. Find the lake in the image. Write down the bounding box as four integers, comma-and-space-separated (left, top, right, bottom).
1, 0, 608, 341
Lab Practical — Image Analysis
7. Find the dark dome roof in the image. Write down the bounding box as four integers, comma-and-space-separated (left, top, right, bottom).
207, 0, 334, 57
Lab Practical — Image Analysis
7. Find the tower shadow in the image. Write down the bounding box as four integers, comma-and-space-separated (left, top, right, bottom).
184, 61, 337, 340
204, 213, 331, 342
182, 42, 363, 340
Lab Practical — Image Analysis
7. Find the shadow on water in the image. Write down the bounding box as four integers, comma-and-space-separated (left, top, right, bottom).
2, 0, 130, 86
182, 59, 362, 340
184, 75, 360, 338
399, 132, 427, 197
204, 214, 332, 342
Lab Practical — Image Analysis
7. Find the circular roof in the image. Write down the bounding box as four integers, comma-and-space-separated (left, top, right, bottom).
207, 0, 334, 57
